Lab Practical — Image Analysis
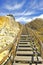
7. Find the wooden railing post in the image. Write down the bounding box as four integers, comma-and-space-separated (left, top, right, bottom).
41, 43, 43, 59
26, 26, 43, 59
0, 26, 23, 65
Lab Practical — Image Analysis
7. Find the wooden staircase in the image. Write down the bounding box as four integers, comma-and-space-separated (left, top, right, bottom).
13, 34, 43, 65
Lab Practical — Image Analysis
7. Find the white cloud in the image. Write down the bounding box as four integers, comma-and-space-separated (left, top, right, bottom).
29, 14, 43, 22
0, 11, 34, 16
15, 14, 43, 24
16, 17, 32, 23
32, 14, 43, 20
24, 11, 33, 15
5, 1, 25, 10
14, 10, 35, 16
38, 14, 43, 18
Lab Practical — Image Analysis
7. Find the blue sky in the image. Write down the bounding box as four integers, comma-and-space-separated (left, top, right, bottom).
0, 0, 43, 24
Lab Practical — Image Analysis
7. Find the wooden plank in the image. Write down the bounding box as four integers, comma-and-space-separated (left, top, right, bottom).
32, 64, 36, 65
37, 64, 43, 65
0, 47, 14, 65
16, 51, 33, 56
18, 44, 31, 47
14, 56, 32, 62
18, 47, 32, 51
13, 63, 30, 65
18, 44, 30, 46
19, 42, 28, 43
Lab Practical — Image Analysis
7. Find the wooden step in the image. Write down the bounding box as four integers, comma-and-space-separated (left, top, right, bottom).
16, 51, 33, 56
32, 64, 43, 65
37, 64, 43, 65
19, 42, 28, 43
13, 63, 30, 65
32, 64, 36, 65
17, 47, 32, 51
14, 56, 32, 62
18, 44, 30, 46
14, 63, 43, 65
18, 44, 31, 47
20, 40, 31, 42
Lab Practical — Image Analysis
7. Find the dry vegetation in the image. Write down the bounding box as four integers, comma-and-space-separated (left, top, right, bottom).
25, 18, 43, 54
26, 18, 43, 43
0, 15, 22, 61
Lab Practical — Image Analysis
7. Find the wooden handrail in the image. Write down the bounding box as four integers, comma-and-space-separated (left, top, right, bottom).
26, 26, 43, 58
0, 43, 13, 53
0, 45, 14, 65
0, 26, 23, 65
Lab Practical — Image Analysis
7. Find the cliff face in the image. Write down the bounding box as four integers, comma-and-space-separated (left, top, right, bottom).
25, 18, 43, 42
26, 18, 43, 31
0, 16, 20, 49
0, 15, 22, 61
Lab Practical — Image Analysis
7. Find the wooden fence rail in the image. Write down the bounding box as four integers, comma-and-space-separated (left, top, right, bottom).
26, 26, 43, 59
0, 26, 23, 65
